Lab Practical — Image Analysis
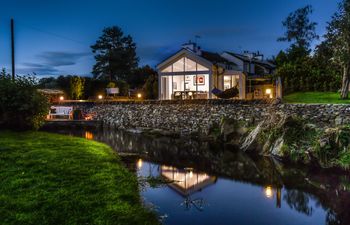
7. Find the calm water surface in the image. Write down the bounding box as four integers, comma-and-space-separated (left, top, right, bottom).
49, 128, 350, 225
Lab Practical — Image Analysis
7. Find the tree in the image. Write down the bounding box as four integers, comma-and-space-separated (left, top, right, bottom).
91, 26, 138, 81
278, 5, 319, 53
276, 6, 319, 94
0, 75, 49, 130
69, 76, 85, 100
0, 68, 8, 77
325, 0, 350, 99
143, 73, 158, 99
127, 65, 156, 89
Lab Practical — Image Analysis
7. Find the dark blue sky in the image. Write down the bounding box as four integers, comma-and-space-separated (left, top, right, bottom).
0, 0, 340, 77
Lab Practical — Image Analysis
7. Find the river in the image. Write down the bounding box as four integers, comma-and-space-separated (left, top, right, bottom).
49, 128, 350, 225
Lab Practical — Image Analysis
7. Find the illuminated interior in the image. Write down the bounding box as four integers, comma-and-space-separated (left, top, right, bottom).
224, 75, 239, 90
160, 57, 210, 100
161, 165, 216, 196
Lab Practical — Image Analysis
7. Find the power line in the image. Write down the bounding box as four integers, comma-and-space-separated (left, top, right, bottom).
16, 20, 90, 46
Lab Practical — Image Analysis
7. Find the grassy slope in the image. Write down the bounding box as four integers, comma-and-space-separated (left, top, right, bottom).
0, 131, 158, 225
283, 92, 350, 104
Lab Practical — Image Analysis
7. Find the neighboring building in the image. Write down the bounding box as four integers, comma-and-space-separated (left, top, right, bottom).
156, 42, 282, 100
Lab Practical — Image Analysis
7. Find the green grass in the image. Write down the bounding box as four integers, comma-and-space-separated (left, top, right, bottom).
0, 131, 158, 225
283, 92, 350, 104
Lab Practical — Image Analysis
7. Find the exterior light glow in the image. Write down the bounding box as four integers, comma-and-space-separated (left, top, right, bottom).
98, 95, 103, 100
85, 131, 94, 140
59, 96, 64, 101
137, 159, 143, 169
188, 92, 193, 96
137, 93, 142, 99
265, 186, 273, 198
265, 89, 271, 95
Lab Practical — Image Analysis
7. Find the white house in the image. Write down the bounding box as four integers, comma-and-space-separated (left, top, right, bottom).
157, 42, 282, 100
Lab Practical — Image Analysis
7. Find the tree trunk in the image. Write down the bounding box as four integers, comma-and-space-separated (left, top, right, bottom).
340, 65, 350, 99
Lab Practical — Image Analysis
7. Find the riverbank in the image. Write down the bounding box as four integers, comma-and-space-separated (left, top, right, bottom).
52, 100, 350, 170
0, 131, 158, 225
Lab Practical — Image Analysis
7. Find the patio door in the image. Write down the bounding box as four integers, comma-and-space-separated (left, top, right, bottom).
162, 77, 167, 100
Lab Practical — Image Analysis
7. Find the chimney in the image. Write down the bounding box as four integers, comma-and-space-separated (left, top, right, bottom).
182, 41, 201, 55
253, 51, 264, 61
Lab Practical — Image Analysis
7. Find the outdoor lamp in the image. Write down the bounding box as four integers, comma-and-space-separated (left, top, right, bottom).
188, 92, 193, 96
264, 186, 273, 198
137, 93, 142, 99
265, 89, 271, 95
98, 95, 103, 100
59, 96, 64, 101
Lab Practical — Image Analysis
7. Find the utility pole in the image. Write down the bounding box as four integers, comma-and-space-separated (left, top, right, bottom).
11, 18, 15, 80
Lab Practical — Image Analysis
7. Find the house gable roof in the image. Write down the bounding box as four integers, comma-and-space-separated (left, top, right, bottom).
200, 51, 237, 66
156, 48, 213, 71
224, 52, 276, 69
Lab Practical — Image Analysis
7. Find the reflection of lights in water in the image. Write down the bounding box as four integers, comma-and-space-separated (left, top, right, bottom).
265, 186, 273, 198
85, 131, 94, 140
137, 159, 143, 169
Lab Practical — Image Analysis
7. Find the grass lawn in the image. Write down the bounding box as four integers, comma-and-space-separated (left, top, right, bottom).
283, 92, 350, 104
0, 131, 158, 225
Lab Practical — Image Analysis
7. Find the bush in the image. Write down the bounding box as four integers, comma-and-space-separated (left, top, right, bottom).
0, 75, 49, 130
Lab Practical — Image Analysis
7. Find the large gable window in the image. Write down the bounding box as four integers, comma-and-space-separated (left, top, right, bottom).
161, 57, 209, 73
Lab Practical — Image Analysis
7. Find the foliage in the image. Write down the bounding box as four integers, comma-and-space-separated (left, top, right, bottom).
315, 126, 350, 169
115, 79, 130, 96
0, 131, 159, 225
283, 92, 350, 104
128, 65, 156, 89
0, 68, 8, 77
278, 5, 318, 51
91, 26, 138, 81
324, 0, 350, 99
69, 76, 85, 100
106, 81, 116, 88
276, 5, 342, 95
143, 72, 158, 99
0, 74, 49, 130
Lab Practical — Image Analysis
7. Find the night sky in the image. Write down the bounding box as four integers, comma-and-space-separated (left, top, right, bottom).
0, 0, 340, 77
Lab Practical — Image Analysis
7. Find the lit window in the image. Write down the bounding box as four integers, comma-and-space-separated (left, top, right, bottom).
185, 57, 196, 71
197, 63, 209, 71
162, 65, 172, 73
173, 58, 185, 72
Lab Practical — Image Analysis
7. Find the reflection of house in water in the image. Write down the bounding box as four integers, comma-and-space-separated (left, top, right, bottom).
161, 165, 217, 196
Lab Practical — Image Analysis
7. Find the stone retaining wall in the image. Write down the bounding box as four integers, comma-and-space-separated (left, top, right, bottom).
56, 100, 350, 136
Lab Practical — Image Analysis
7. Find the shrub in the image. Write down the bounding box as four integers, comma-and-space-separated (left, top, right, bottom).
0, 75, 49, 130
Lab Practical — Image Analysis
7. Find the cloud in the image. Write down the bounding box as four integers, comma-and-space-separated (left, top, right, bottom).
17, 63, 60, 75
19, 51, 91, 75
37, 51, 90, 67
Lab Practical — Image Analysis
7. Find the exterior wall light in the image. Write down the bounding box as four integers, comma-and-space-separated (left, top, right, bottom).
265, 89, 271, 95
137, 93, 142, 99
188, 92, 193, 96
264, 186, 273, 198
59, 96, 64, 101
98, 95, 103, 100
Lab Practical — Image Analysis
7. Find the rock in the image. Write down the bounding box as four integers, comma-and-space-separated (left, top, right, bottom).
240, 121, 264, 152
335, 116, 343, 126
270, 136, 285, 158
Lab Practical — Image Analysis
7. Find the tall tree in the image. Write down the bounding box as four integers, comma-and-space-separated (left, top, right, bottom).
278, 5, 318, 55
69, 76, 85, 100
91, 26, 138, 81
325, 0, 350, 99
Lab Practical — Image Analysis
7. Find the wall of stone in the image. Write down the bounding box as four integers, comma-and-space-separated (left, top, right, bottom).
56, 100, 350, 136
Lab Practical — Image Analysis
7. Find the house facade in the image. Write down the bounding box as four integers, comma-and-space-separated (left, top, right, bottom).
157, 42, 282, 100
